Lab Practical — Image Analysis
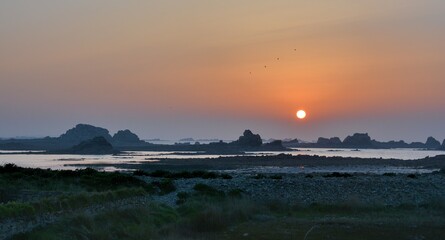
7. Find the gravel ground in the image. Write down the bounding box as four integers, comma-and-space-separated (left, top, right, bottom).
147, 172, 445, 207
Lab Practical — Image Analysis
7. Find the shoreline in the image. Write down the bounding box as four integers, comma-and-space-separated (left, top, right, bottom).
65, 154, 445, 172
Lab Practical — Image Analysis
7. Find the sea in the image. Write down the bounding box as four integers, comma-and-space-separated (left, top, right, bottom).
0, 148, 443, 174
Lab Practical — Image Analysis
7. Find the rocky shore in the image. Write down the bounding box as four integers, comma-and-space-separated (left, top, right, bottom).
147, 171, 445, 207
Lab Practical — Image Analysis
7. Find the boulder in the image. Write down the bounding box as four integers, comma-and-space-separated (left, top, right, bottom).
262, 140, 286, 150
112, 130, 141, 144
317, 137, 342, 147
236, 130, 262, 147
282, 139, 299, 147
69, 136, 115, 154
59, 124, 112, 145
342, 133, 374, 148
425, 137, 441, 149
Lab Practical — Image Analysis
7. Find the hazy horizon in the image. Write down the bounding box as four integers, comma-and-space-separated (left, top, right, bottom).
1, 1, 445, 142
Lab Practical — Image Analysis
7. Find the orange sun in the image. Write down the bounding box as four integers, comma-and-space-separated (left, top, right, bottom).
296, 110, 306, 119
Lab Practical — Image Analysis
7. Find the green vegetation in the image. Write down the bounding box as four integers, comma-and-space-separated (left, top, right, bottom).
0, 164, 152, 192
407, 173, 418, 179
0, 164, 154, 221
323, 172, 353, 178
152, 179, 176, 195
0, 188, 147, 220
13, 190, 445, 240
382, 172, 397, 177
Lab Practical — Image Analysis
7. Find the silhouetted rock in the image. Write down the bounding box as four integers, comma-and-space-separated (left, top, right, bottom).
317, 137, 342, 147
59, 124, 112, 145
69, 137, 115, 154
377, 140, 408, 149
282, 139, 299, 147
342, 133, 374, 148
425, 137, 441, 149
112, 130, 141, 144
442, 140, 445, 150
235, 130, 262, 147
262, 140, 286, 150
408, 142, 426, 148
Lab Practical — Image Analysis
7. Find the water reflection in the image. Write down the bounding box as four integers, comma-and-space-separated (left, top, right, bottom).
0, 148, 443, 172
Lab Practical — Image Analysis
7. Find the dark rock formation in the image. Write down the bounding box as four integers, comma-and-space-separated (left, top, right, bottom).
262, 140, 286, 150
369, 140, 409, 149
282, 139, 299, 147
112, 130, 141, 144
442, 140, 445, 150
425, 137, 441, 149
408, 142, 426, 148
317, 137, 342, 147
235, 130, 262, 147
342, 133, 374, 148
69, 137, 115, 154
59, 124, 112, 145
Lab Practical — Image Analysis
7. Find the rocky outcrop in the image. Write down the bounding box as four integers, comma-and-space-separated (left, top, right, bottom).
342, 133, 374, 148
112, 130, 141, 144
69, 137, 115, 154
262, 140, 287, 150
425, 137, 441, 149
282, 139, 299, 148
235, 130, 262, 147
317, 137, 342, 147
58, 124, 112, 145
441, 140, 445, 150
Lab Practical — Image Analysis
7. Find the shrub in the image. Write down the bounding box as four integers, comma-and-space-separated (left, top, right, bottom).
270, 174, 283, 180
253, 174, 266, 179
133, 170, 148, 176
193, 184, 225, 198
176, 192, 190, 205
153, 179, 176, 195
220, 173, 233, 179
383, 173, 396, 177
323, 172, 353, 178
227, 189, 244, 198
149, 170, 172, 178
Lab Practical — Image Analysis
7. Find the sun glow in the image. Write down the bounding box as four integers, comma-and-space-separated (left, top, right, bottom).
296, 110, 306, 119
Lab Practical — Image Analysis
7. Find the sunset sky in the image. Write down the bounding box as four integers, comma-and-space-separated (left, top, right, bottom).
1, 1, 445, 142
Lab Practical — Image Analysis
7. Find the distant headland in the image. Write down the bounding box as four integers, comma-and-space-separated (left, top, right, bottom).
283, 133, 445, 150
0, 124, 444, 154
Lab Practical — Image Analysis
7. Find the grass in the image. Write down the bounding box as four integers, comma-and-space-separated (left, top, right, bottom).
0, 164, 152, 193
0, 164, 156, 221
14, 192, 445, 240
0, 187, 148, 220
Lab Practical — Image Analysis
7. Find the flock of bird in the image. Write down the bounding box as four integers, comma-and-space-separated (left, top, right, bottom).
249, 48, 297, 75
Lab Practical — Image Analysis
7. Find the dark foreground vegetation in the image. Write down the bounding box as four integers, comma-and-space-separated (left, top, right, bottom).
1, 164, 445, 239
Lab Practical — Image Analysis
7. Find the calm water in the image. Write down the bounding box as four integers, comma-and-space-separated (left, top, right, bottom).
0, 148, 443, 172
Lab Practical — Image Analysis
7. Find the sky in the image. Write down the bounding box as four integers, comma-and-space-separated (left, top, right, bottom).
1, 0, 445, 142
